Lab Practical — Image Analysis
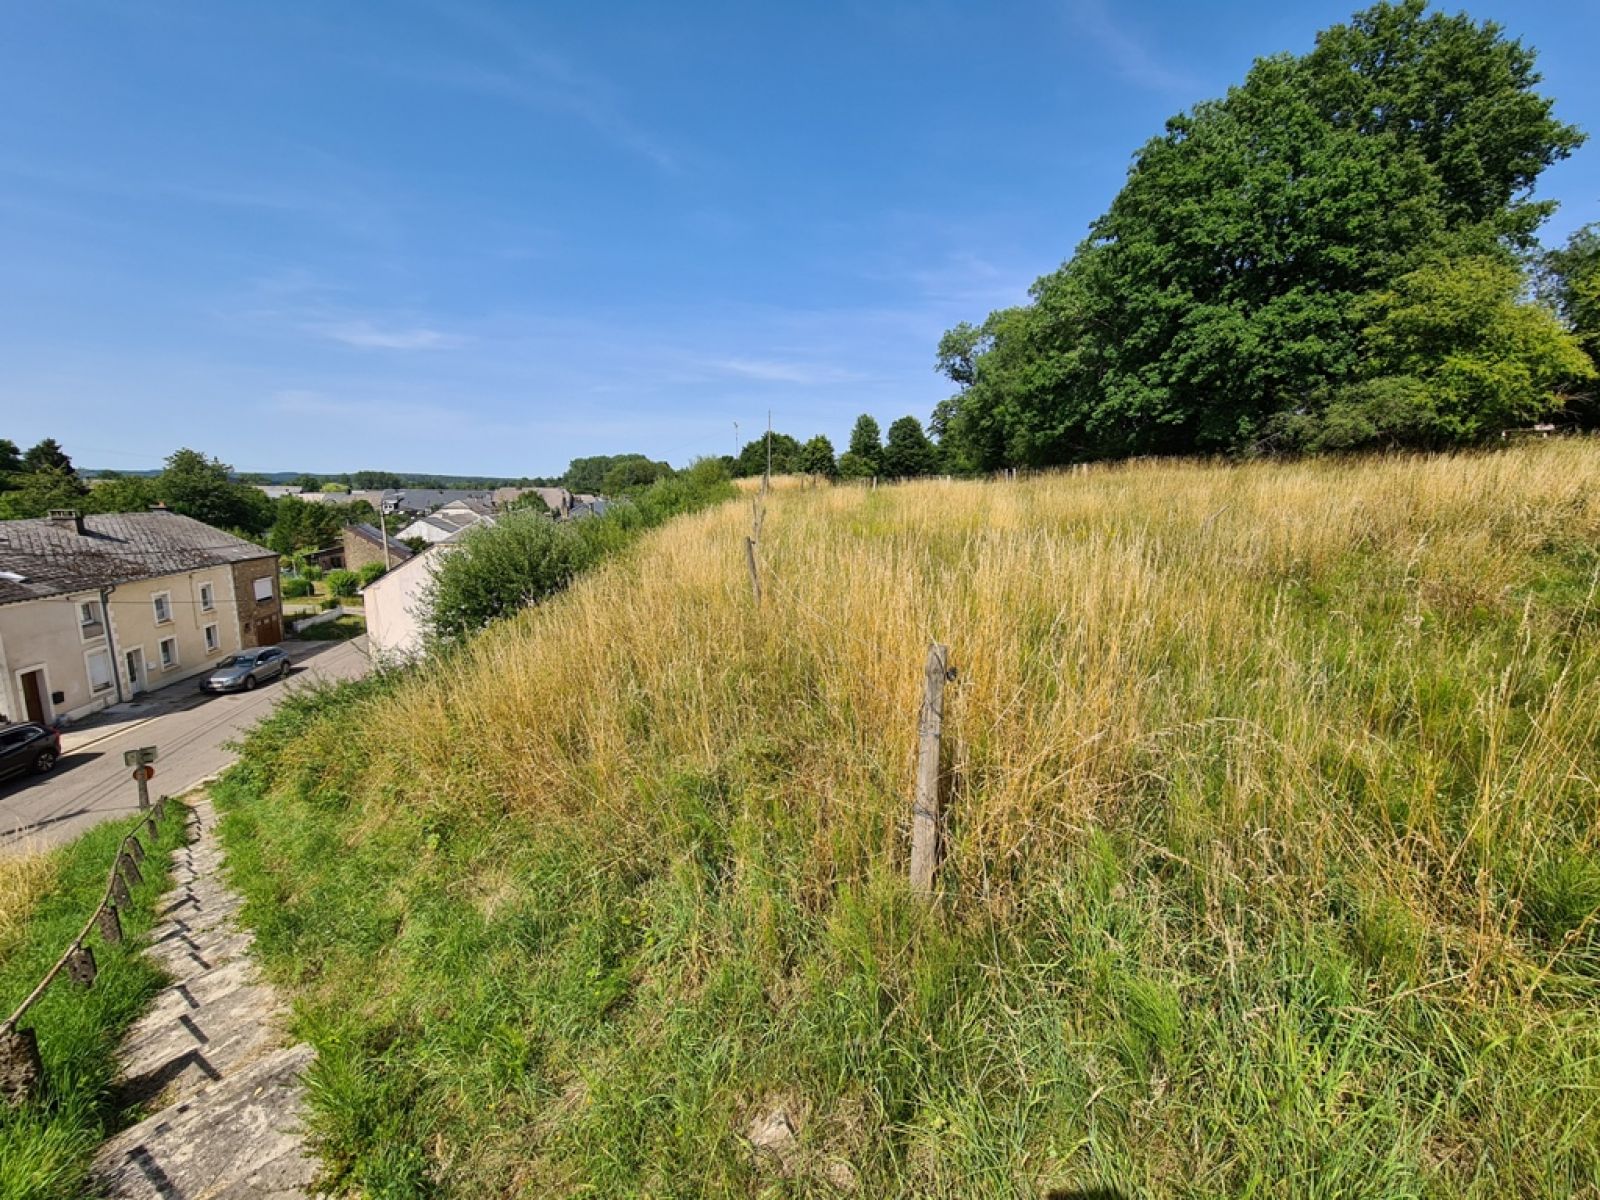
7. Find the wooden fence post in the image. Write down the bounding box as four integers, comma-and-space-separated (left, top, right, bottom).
909, 643, 950, 897
0, 1029, 42, 1107
96, 905, 123, 945
65, 945, 96, 988
744, 537, 762, 606
118, 854, 143, 889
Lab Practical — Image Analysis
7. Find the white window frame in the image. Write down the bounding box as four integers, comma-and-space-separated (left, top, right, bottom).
158, 636, 179, 670
199, 581, 215, 612
152, 591, 173, 625
84, 646, 114, 694
204, 623, 220, 653
252, 575, 274, 602
78, 598, 105, 642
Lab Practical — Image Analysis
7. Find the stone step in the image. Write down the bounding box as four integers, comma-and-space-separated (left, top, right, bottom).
93, 1044, 318, 1200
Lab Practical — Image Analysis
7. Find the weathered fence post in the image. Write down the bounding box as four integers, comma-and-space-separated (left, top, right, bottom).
64, 945, 96, 988
126, 836, 144, 865
118, 853, 143, 889
744, 537, 762, 606
145, 815, 158, 842
110, 870, 131, 908
0, 1028, 43, 1107
909, 643, 950, 897
96, 905, 123, 945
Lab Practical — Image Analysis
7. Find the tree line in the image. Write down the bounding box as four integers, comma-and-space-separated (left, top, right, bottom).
0, 438, 395, 554
931, 0, 1600, 469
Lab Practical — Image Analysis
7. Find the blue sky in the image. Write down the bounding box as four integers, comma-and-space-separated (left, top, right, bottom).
3, 1, 1597, 477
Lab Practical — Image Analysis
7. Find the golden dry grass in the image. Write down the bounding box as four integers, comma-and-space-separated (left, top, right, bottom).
389, 443, 1600, 954
0, 852, 58, 966
221, 440, 1600, 1195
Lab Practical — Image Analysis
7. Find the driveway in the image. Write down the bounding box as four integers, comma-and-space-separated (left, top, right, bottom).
0, 638, 370, 854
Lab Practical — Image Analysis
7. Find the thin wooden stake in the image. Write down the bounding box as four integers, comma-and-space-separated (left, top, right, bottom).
744, 537, 762, 605
909, 643, 950, 897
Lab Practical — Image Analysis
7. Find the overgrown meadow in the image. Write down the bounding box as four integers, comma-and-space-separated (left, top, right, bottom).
216, 442, 1600, 1197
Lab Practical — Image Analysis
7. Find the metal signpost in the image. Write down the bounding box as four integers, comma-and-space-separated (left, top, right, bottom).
124, 746, 158, 811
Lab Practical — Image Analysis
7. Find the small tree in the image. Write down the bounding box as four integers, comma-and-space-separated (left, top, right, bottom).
847, 415, 883, 475
357, 561, 387, 587
882, 416, 939, 478
836, 451, 874, 480
796, 435, 837, 477
325, 569, 360, 597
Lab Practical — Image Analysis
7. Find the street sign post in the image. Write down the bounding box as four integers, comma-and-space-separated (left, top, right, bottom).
124, 747, 158, 810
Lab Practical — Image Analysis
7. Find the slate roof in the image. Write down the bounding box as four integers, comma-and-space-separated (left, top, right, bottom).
380, 488, 494, 514
0, 512, 275, 606
345, 523, 415, 562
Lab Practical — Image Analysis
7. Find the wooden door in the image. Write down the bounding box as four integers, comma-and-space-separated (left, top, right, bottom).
20, 669, 46, 723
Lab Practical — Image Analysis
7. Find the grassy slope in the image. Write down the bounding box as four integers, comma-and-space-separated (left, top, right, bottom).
215, 444, 1600, 1198
0, 807, 187, 1200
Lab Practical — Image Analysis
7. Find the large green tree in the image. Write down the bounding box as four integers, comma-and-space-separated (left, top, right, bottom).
734, 433, 801, 478
882, 417, 939, 478
847, 415, 884, 474
1547, 224, 1600, 361
796, 435, 838, 477
22, 438, 74, 474
158, 448, 274, 535
939, 1, 1584, 464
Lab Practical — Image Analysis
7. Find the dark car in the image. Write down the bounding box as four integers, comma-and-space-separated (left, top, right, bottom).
198, 646, 291, 693
0, 722, 61, 781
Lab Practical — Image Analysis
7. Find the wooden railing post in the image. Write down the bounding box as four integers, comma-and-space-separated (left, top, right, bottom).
909, 643, 950, 897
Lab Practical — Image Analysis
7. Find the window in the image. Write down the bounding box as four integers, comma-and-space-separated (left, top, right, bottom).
252, 576, 274, 602
78, 599, 104, 641
86, 648, 114, 693
204, 623, 220, 653
159, 637, 178, 669
199, 582, 215, 612
153, 592, 173, 624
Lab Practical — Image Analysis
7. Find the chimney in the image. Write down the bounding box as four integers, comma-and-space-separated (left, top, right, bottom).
47, 509, 86, 536
149, 502, 169, 513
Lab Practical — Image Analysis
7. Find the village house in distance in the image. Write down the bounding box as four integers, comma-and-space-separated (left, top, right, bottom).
0, 508, 282, 725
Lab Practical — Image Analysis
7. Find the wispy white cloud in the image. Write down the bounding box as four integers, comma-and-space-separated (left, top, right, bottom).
311, 321, 465, 350
710, 358, 868, 385
384, 5, 682, 172
1065, 0, 1199, 94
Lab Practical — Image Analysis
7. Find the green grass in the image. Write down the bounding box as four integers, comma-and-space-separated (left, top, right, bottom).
0, 805, 188, 1200
295, 614, 367, 641
212, 448, 1600, 1197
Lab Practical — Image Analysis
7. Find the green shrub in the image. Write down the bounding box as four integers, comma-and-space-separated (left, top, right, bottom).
356, 561, 387, 587
322, 597, 342, 612
301, 564, 324, 582
423, 457, 734, 643
282, 577, 313, 599
325, 569, 359, 597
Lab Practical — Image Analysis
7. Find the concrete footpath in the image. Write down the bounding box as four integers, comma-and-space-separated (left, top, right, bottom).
92, 797, 319, 1199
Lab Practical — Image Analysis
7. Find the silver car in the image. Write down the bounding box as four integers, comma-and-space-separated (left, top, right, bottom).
198, 646, 291, 693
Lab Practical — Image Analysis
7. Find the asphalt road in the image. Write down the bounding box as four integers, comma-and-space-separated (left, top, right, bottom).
0, 638, 370, 854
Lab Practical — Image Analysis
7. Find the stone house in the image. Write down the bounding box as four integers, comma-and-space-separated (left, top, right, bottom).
0, 509, 281, 724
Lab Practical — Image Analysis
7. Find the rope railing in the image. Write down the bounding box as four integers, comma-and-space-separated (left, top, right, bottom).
0, 796, 179, 1106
